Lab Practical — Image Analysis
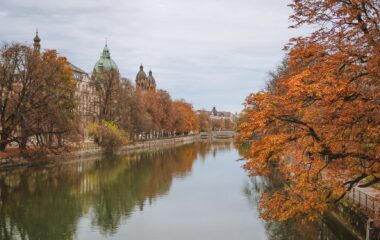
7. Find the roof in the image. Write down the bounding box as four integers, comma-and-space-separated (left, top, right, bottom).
147, 70, 156, 84
93, 44, 119, 73
33, 31, 40, 42
136, 65, 147, 81
70, 63, 87, 74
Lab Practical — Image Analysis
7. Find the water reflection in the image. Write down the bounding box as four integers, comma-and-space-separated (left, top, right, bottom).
0, 141, 233, 240
244, 175, 360, 240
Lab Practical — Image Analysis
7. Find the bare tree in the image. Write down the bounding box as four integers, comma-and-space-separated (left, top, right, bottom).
91, 69, 121, 122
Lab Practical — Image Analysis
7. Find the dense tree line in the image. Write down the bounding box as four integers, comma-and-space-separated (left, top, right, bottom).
89, 68, 199, 150
238, 0, 380, 222
0, 43, 200, 154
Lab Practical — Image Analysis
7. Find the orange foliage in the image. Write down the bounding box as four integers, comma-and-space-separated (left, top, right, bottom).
0, 44, 78, 153
172, 100, 199, 134
238, 0, 380, 221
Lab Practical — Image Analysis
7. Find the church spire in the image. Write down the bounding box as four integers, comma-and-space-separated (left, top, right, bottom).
33, 29, 41, 53
101, 42, 111, 59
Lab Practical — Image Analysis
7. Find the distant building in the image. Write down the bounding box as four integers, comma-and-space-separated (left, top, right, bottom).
71, 63, 98, 119
33, 32, 98, 121
135, 65, 156, 91
93, 43, 119, 73
32, 31, 159, 130
33, 30, 41, 53
196, 107, 237, 122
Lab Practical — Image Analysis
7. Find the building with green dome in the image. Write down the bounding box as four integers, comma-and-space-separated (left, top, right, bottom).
93, 44, 157, 92
93, 44, 119, 73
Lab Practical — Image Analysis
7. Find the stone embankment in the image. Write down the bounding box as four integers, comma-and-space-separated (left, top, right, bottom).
0, 134, 200, 170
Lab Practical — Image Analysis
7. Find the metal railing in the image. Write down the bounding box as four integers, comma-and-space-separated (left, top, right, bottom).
73, 134, 199, 151
347, 187, 380, 218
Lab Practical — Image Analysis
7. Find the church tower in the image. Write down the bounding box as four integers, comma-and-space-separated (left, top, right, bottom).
135, 65, 156, 91
147, 70, 156, 90
136, 64, 147, 90
33, 30, 41, 53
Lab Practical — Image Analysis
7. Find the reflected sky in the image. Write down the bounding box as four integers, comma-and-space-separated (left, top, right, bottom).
0, 141, 357, 240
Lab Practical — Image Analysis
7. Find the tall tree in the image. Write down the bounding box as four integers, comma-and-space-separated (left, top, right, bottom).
156, 90, 174, 132
238, 0, 380, 222
198, 112, 212, 132
0, 43, 78, 153
91, 69, 121, 122
172, 100, 199, 134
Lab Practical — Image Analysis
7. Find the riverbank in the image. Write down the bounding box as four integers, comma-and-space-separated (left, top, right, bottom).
239, 141, 380, 240
0, 134, 200, 170
326, 200, 380, 240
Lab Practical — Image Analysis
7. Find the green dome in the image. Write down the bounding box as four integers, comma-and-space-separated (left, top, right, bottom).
93, 44, 119, 73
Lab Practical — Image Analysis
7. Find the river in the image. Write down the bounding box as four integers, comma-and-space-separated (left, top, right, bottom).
0, 141, 359, 240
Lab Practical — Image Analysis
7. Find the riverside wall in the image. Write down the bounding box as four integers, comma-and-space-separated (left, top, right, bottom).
327, 201, 380, 240
0, 134, 200, 170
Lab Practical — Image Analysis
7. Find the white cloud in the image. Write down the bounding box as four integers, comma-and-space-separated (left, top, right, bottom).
0, 0, 306, 112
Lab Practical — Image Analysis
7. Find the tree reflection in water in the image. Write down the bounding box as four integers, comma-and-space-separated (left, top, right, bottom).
0, 141, 233, 240
243, 173, 360, 240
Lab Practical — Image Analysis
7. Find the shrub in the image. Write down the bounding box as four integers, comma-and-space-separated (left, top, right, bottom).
88, 121, 128, 152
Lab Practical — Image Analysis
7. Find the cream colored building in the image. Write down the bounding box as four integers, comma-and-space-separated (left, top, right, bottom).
197, 107, 237, 122
70, 63, 99, 120
33, 31, 99, 123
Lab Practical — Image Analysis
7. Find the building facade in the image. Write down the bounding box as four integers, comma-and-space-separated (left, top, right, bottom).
197, 107, 237, 122
32, 32, 159, 127
33, 32, 98, 122
71, 63, 98, 119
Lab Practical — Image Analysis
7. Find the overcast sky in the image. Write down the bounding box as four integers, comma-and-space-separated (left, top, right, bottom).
0, 0, 304, 113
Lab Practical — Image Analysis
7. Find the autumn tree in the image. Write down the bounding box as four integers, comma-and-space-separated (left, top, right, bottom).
156, 90, 174, 132
130, 91, 153, 134
172, 100, 199, 134
266, 57, 289, 95
0, 43, 78, 154
88, 64, 198, 142
121, 90, 197, 137
238, 0, 380, 222
223, 119, 235, 130
211, 119, 224, 131
117, 79, 143, 135
142, 90, 165, 131
198, 112, 212, 132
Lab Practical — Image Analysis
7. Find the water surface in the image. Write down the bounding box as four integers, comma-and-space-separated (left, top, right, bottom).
0, 141, 358, 239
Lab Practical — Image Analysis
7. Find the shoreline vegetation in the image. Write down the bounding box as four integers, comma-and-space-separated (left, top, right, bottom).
240, 140, 380, 240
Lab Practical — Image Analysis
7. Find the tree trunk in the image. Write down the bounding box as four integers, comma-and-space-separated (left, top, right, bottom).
0, 132, 9, 151
19, 138, 27, 150
0, 142, 7, 151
